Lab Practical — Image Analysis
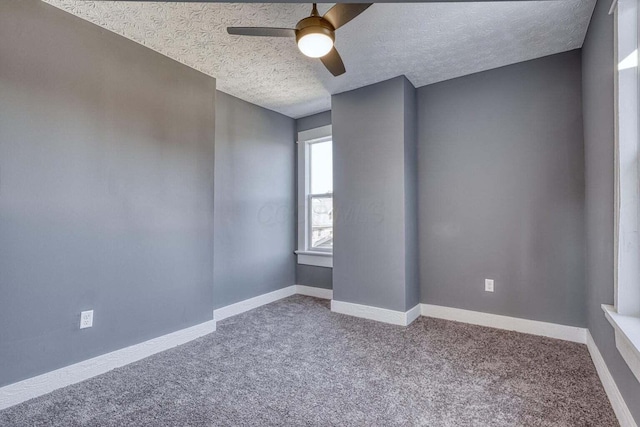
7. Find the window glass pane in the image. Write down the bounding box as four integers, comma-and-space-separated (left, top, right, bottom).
310, 140, 333, 194
310, 196, 333, 250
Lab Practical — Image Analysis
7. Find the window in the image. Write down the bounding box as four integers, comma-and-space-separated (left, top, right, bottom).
309, 139, 333, 251
296, 125, 333, 267
604, 0, 640, 383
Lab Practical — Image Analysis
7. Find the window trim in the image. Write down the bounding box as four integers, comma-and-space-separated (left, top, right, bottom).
295, 125, 333, 268
607, 0, 640, 384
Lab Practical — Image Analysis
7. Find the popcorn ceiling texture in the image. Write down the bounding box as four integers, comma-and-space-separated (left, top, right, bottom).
0, 296, 616, 426
43, 1, 596, 118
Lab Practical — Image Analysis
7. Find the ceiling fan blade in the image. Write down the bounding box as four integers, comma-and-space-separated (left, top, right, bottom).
227, 27, 296, 37
323, 3, 372, 30
320, 48, 346, 77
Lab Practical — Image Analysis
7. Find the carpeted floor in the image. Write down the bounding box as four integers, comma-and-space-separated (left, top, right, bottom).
0, 295, 617, 426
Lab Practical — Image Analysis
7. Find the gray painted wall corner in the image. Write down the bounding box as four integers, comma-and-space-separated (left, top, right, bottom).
214, 91, 296, 309
582, 0, 640, 421
418, 50, 586, 327
296, 110, 332, 134
294, 111, 334, 290
332, 76, 419, 312
296, 265, 333, 289
403, 77, 420, 310
0, 0, 216, 387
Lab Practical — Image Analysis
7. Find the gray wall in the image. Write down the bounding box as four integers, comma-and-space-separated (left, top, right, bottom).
214, 92, 296, 309
295, 111, 333, 290
418, 50, 586, 327
582, 0, 640, 420
296, 110, 332, 134
332, 76, 419, 312
0, 0, 215, 387
403, 79, 420, 309
296, 265, 333, 290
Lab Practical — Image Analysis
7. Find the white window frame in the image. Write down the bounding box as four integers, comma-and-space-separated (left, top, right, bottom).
295, 125, 333, 268
604, 0, 640, 384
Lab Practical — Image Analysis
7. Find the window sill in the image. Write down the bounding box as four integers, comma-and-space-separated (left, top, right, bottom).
295, 251, 333, 268
602, 304, 640, 383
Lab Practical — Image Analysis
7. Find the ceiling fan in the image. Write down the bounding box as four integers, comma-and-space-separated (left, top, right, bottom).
227, 3, 372, 77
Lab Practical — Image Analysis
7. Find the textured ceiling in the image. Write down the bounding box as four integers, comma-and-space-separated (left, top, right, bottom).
43, 1, 595, 118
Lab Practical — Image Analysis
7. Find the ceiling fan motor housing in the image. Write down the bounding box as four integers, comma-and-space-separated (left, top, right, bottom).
295, 16, 335, 45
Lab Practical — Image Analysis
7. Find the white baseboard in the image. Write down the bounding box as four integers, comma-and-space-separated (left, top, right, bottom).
331, 300, 421, 326
0, 284, 328, 411
586, 331, 638, 427
420, 304, 587, 344
214, 285, 297, 322
6, 287, 624, 424
214, 285, 334, 322
0, 319, 216, 411
295, 285, 333, 300
406, 303, 422, 325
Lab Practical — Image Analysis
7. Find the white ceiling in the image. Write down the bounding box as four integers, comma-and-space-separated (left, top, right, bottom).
44, 1, 596, 118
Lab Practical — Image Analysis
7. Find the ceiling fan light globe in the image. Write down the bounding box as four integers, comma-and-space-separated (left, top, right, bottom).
297, 33, 334, 58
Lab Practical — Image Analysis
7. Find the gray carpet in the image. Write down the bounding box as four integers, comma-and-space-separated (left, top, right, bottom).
0, 295, 617, 426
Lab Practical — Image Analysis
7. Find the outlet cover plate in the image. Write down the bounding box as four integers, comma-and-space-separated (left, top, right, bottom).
80, 310, 93, 329
485, 279, 495, 292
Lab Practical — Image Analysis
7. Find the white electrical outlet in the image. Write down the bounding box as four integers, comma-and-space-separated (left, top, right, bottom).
80, 310, 93, 329
484, 279, 495, 293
